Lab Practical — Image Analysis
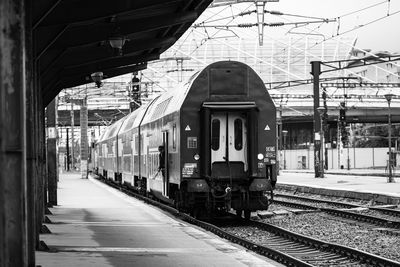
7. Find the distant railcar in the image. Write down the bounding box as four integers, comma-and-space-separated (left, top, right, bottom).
94, 61, 277, 219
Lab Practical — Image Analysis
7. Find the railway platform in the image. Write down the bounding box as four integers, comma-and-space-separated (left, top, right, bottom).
277, 169, 400, 204
36, 172, 281, 267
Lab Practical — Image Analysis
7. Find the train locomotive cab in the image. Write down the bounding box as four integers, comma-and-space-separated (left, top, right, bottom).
177, 61, 277, 219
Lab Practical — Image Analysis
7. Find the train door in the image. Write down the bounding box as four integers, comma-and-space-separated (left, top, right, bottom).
211, 112, 248, 177
162, 131, 169, 196
131, 135, 135, 185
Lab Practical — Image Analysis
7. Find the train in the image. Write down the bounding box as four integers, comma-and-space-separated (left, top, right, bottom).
93, 61, 277, 219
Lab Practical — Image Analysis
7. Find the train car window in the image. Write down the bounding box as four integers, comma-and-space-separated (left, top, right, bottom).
140, 134, 144, 152
173, 124, 176, 150
124, 115, 136, 131
134, 134, 139, 154
210, 67, 246, 95
234, 119, 243, 150
211, 119, 220, 150
151, 97, 173, 121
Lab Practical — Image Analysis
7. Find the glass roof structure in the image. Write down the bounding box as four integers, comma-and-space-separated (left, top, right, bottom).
58, 2, 400, 118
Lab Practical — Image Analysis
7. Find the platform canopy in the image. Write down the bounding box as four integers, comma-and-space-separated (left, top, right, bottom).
35, 0, 211, 106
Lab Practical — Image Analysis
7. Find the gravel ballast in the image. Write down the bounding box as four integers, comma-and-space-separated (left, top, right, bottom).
261, 212, 400, 262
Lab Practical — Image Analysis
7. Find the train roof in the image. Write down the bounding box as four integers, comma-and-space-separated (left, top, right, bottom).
95, 79, 193, 142
119, 105, 146, 134
97, 128, 107, 142
141, 72, 200, 125
97, 116, 126, 142
95, 61, 274, 144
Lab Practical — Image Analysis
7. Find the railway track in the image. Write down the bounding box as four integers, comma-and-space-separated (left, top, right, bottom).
369, 206, 400, 218
96, 176, 400, 267
275, 193, 400, 218
274, 193, 362, 209
273, 197, 400, 234
219, 220, 400, 267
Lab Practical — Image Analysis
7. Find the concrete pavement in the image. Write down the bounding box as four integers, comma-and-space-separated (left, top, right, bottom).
36, 172, 281, 267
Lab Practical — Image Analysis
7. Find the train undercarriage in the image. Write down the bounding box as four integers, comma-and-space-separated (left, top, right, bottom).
175, 178, 272, 220
94, 168, 272, 220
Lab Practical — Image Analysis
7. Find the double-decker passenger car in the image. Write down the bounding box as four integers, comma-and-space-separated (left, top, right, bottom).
94, 61, 277, 219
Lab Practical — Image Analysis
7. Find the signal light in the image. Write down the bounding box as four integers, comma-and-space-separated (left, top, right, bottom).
339, 109, 346, 121
131, 76, 140, 92
339, 102, 346, 122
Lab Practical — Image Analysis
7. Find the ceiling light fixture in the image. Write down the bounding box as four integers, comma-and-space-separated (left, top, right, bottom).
91, 72, 104, 88
108, 35, 126, 50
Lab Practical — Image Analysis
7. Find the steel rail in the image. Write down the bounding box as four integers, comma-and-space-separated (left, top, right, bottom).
321, 208, 400, 229
274, 198, 400, 230
273, 199, 320, 211
276, 192, 400, 220
250, 220, 400, 267
274, 193, 362, 209
369, 206, 400, 218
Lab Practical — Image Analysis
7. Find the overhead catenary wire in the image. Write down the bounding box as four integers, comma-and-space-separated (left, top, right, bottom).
265, 9, 331, 21
315, 9, 400, 48
145, 1, 400, 111
173, 4, 241, 57
193, 19, 335, 29
190, 5, 379, 85
188, 4, 253, 56
338, 0, 389, 18
270, 1, 400, 78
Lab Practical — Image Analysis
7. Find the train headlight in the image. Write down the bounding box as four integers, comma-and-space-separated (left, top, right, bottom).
194, 154, 200, 161
257, 153, 264, 160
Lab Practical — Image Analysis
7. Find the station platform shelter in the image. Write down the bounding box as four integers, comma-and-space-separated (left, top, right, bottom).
0, 1, 211, 266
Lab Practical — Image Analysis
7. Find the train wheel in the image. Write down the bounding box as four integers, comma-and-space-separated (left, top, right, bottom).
190, 207, 200, 218
174, 191, 181, 211
244, 210, 251, 220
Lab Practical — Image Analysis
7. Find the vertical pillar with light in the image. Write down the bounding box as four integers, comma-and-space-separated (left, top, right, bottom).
385, 93, 395, 183
282, 130, 288, 170
317, 107, 325, 178
311, 61, 322, 178
277, 105, 282, 175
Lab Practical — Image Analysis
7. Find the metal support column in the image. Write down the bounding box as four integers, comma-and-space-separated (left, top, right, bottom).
39, 88, 47, 238
66, 127, 70, 171
277, 106, 282, 175
71, 103, 75, 170
0, 0, 29, 265
24, 0, 37, 264
80, 98, 88, 178
24, 0, 39, 262
322, 90, 328, 170
385, 94, 395, 183
311, 61, 322, 178
46, 98, 58, 205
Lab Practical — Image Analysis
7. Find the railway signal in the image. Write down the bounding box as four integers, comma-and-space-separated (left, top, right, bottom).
339, 102, 346, 122
129, 73, 141, 112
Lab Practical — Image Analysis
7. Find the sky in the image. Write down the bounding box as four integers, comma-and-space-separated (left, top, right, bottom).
204, 0, 400, 53
262, 0, 400, 52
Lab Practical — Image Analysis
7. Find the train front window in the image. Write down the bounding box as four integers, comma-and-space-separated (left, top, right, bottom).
234, 119, 243, 150
211, 119, 220, 150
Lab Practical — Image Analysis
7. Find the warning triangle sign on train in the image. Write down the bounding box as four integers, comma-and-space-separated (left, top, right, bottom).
264, 125, 270, 130
185, 125, 191, 131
